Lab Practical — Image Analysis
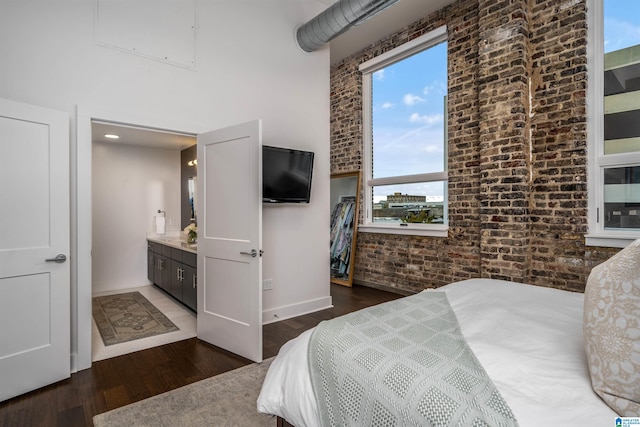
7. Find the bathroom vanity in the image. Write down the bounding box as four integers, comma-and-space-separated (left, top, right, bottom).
147, 237, 197, 312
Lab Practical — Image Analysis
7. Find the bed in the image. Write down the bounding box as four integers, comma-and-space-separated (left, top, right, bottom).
257, 278, 625, 426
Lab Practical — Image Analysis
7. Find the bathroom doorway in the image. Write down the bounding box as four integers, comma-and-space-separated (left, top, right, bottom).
90, 121, 197, 361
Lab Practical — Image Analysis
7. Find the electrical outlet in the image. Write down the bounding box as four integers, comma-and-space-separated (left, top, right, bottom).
262, 279, 273, 291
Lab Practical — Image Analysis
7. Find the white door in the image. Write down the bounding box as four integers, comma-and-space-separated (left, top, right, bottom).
0, 98, 70, 402
196, 120, 262, 362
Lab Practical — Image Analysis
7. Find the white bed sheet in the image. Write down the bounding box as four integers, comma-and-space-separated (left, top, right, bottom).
257, 278, 618, 426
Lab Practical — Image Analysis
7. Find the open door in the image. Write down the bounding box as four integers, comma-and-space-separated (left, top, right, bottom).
196, 120, 262, 362
0, 98, 70, 401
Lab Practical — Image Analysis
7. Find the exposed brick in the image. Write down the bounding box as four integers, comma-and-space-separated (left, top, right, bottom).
330, 0, 617, 294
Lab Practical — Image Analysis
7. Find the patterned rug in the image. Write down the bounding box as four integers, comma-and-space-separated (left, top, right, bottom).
93, 291, 179, 346
93, 358, 275, 427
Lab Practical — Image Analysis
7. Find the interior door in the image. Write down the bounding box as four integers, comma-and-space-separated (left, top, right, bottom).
0, 98, 70, 402
196, 119, 262, 362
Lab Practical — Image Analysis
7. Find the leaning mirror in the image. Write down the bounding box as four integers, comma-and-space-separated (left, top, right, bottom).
330, 171, 361, 287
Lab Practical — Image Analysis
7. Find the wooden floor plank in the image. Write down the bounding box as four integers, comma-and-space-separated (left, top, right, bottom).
0, 284, 401, 426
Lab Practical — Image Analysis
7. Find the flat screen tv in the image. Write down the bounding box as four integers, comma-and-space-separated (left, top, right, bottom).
263, 145, 314, 203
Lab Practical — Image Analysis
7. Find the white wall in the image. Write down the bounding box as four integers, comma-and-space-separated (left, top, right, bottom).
92, 142, 181, 293
0, 0, 331, 369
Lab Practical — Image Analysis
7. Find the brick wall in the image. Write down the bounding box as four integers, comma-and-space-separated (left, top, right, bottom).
330, 0, 618, 293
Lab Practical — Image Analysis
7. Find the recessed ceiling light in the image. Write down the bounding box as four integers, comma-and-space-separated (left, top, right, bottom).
104, 133, 120, 139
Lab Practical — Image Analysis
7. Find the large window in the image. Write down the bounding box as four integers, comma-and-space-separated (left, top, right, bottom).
587, 0, 640, 247
359, 26, 448, 236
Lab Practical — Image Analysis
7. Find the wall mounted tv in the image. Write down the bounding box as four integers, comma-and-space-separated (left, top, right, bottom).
263, 145, 314, 203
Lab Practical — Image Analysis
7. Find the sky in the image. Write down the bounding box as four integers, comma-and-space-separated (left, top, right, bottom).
370, 1, 640, 203
372, 41, 447, 202
604, 0, 640, 53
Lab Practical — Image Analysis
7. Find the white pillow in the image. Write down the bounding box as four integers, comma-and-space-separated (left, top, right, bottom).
584, 239, 640, 416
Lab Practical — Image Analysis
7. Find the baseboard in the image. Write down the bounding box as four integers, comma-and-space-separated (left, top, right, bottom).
262, 295, 333, 325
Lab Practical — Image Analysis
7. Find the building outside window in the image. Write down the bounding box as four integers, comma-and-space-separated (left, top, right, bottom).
587, 0, 640, 247
360, 26, 449, 237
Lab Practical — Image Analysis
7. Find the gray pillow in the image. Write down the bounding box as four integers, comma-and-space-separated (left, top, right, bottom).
584, 239, 640, 416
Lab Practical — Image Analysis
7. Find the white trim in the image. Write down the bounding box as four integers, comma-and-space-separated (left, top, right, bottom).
363, 71, 375, 226
74, 104, 207, 371
359, 26, 447, 74
586, 0, 602, 239
368, 171, 448, 187
360, 26, 448, 234
585, 233, 638, 248
597, 152, 640, 167
359, 224, 448, 237
585, 0, 640, 246
262, 296, 333, 325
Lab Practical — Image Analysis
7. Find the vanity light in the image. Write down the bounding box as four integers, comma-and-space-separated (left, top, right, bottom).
104, 133, 120, 139
188, 159, 197, 166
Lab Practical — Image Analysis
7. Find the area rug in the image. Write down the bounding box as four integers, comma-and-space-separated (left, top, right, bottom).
92, 291, 179, 346
92, 357, 275, 427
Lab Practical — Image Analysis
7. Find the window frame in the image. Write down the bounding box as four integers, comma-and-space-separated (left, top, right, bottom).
359, 25, 449, 237
586, 0, 640, 248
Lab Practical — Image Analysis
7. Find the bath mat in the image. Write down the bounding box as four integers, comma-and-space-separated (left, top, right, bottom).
93, 291, 179, 346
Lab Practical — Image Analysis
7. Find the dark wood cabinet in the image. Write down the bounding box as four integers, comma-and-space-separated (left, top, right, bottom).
182, 264, 197, 311
147, 240, 196, 313
167, 258, 182, 301
182, 251, 197, 311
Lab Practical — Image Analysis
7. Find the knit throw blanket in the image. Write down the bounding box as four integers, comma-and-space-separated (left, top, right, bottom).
308, 291, 519, 427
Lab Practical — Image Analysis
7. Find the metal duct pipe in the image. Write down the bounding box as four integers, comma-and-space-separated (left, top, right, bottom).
296, 0, 399, 53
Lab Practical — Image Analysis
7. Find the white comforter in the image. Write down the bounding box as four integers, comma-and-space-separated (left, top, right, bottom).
257, 278, 618, 426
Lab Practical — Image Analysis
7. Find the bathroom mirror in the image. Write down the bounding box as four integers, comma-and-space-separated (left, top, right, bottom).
188, 176, 197, 221
181, 144, 197, 229
330, 171, 361, 287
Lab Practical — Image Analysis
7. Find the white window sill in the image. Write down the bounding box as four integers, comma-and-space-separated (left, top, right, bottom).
359, 223, 448, 237
585, 232, 640, 248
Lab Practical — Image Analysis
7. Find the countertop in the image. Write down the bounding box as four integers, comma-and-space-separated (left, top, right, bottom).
147, 235, 197, 254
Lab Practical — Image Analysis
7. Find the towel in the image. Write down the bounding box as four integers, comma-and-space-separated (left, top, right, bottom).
155, 216, 166, 235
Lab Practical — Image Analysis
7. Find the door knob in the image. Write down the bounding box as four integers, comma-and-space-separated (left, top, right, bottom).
240, 249, 258, 257
45, 254, 67, 263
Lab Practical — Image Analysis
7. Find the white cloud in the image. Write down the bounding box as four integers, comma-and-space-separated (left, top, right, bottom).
422, 84, 435, 96
373, 69, 385, 81
421, 144, 442, 154
381, 102, 394, 109
422, 81, 447, 97
403, 93, 425, 106
409, 113, 443, 126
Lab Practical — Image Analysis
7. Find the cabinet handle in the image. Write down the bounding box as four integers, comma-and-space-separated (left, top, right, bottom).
177, 268, 181, 281
158, 259, 164, 270
193, 274, 197, 288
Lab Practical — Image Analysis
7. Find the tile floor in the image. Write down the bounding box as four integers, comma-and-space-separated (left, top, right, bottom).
92, 285, 196, 362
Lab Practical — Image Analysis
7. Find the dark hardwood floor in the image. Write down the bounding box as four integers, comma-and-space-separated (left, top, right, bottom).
0, 283, 402, 427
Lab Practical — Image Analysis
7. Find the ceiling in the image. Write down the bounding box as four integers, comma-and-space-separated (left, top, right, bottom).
92, 121, 196, 150
94, 0, 454, 150
326, 0, 455, 64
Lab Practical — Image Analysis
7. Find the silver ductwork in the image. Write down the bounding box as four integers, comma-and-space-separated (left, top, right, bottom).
296, 0, 399, 53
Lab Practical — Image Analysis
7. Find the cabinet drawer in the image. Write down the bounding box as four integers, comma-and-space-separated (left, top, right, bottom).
171, 248, 184, 263
147, 241, 161, 253
183, 252, 197, 267
161, 244, 173, 258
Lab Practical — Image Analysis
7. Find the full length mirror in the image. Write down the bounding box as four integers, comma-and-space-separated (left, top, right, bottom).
330, 171, 361, 287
